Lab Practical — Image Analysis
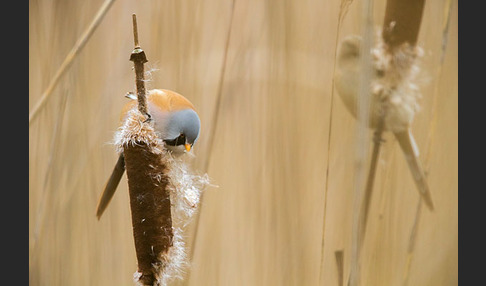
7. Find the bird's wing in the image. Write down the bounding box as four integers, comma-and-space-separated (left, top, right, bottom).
96, 154, 126, 219
394, 129, 434, 211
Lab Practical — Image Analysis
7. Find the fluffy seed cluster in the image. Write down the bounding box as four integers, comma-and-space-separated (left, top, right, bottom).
114, 108, 210, 286
152, 155, 210, 286
370, 32, 424, 133
167, 154, 211, 228
113, 109, 164, 155
151, 228, 187, 286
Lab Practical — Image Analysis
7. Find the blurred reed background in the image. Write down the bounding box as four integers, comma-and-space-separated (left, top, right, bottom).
29, 0, 457, 285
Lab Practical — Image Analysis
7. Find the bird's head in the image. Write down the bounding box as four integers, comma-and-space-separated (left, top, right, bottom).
162, 108, 200, 154
337, 35, 362, 68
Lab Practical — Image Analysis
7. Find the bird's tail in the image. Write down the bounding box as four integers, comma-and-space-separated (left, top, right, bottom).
394, 129, 434, 211
96, 154, 126, 219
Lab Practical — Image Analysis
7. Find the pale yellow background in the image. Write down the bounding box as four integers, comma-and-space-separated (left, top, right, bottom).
29, 0, 457, 285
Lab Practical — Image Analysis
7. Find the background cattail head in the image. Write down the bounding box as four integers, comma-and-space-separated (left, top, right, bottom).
336, 31, 426, 133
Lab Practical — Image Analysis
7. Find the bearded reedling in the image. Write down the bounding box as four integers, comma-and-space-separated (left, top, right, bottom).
96, 89, 201, 219
335, 34, 434, 211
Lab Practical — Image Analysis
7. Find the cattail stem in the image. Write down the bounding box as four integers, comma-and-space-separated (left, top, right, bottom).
347, 1, 426, 285
355, 0, 426, 246
123, 14, 172, 285
358, 120, 385, 248
129, 14, 150, 119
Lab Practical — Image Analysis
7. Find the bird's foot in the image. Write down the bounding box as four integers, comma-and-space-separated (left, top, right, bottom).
143, 112, 152, 123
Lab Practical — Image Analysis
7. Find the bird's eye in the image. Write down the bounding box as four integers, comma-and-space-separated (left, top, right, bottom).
164, 133, 186, 146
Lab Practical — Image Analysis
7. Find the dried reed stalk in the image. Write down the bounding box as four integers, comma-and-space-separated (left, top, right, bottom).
358, 121, 384, 245
335, 250, 345, 286
401, 2, 453, 284
187, 0, 236, 272
29, 0, 116, 125
30, 87, 69, 274
348, 1, 375, 285
318, 2, 353, 284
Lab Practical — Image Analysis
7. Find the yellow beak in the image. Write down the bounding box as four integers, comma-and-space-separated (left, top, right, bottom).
185, 143, 192, 152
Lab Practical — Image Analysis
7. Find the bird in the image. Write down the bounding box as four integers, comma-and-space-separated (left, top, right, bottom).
334, 35, 434, 211
96, 89, 201, 219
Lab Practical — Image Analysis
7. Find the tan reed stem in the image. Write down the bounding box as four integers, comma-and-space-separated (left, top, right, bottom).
186, 0, 237, 278
335, 250, 345, 286
29, 0, 116, 125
